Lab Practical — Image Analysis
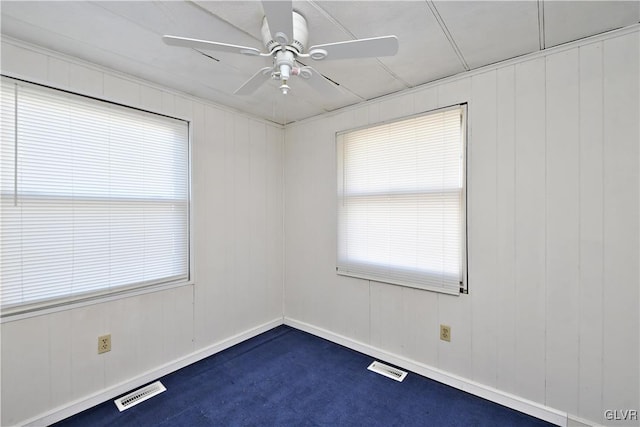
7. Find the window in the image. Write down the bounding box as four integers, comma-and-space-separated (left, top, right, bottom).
337, 105, 466, 295
0, 78, 190, 315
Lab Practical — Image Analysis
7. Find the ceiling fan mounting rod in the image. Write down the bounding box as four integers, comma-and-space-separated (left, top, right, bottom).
261, 10, 308, 54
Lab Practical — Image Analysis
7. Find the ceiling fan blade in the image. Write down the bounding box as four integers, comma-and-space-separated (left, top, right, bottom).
163, 35, 261, 56
234, 67, 273, 95
298, 67, 340, 95
308, 35, 399, 60
261, 0, 293, 45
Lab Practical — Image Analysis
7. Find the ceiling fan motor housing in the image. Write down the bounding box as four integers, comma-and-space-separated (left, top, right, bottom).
261, 10, 308, 53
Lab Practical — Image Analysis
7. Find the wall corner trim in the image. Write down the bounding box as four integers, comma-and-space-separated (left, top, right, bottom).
284, 317, 569, 427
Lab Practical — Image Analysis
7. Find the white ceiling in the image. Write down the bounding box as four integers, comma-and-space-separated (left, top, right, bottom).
1, 1, 638, 124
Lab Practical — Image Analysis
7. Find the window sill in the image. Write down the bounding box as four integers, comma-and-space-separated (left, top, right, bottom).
336, 270, 462, 296
0, 279, 194, 323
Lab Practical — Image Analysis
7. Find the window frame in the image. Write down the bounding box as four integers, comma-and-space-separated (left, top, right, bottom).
336, 104, 468, 295
0, 76, 193, 320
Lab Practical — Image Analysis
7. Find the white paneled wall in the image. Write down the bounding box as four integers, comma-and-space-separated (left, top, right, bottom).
284, 30, 639, 426
0, 39, 283, 426
577, 41, 605, 424
601, 33, 639, 418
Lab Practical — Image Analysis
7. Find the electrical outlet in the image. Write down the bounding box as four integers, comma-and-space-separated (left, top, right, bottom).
98, 334, 111, 354
440, 325, 451, 342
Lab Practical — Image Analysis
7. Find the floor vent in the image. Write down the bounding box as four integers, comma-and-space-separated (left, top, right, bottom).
114, 381, 166, 412
367, 361, 408, 382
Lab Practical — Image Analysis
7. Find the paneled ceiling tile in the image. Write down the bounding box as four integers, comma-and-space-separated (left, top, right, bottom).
543, 1, 640, 48
96, 1, 264, 74
2, 3, 265, 100
240, 80, 327, 124
300, 57, 408, 101
92, 1, 187, 37
315, 1, 465, 87
433, 1, 540, 70
2, 1, 147, 54
150, 1, 260, 49
140, 1, 271, 73
193, 1, 266, 41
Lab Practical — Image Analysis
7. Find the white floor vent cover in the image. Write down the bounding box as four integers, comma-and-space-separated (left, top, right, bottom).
367, 361, 408, 382
114, 381, 166, 412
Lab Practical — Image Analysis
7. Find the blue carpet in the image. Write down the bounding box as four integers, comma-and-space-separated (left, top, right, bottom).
54, 325, 555, 426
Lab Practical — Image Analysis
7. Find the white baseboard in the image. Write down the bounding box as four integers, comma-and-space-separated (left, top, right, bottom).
567, 414, 603, 427
284, 317, 569, 427
23, 316, 585, 427
23, 317, 284, 427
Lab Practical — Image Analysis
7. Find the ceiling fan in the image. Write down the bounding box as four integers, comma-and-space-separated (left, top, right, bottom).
162, 1, 399, 96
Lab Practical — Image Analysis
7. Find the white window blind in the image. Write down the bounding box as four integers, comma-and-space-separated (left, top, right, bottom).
337, 105, 466, 294
0, 79, 190, 314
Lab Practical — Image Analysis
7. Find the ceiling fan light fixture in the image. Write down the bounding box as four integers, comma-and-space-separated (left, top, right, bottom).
298, 67, 313, 79
309, 48, 328, 60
